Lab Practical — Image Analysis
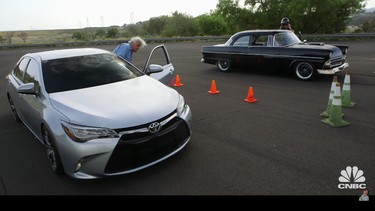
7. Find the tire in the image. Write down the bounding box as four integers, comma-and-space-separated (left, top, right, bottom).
217, 60, 231, 72
294, 62, 316, 80
42, 125, 65, 175
7, 95, 21, 122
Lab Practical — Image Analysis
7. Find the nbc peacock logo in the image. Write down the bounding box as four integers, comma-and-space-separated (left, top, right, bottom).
338, 166, 367, 190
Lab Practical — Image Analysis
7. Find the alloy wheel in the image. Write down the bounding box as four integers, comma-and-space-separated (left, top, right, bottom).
295, 62, 315, 80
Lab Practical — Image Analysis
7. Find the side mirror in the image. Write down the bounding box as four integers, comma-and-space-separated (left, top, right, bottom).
17, 83, 35, 95
147, 64, 164, 74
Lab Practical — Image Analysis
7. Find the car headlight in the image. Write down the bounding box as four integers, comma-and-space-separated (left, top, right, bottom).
177, 94, 187, 116
61, 121, 119, 143
324, 60, 331, 68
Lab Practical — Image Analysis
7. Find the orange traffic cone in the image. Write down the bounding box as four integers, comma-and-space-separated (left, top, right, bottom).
173, 74, 183, 87
208, 80, 220, 94
244, 86, 258, 103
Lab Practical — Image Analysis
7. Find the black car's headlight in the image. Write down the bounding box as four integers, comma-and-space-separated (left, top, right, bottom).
61, 121, 119, 143
177, 94, 187, 116
324, 60, 331, 68
323, 53, 333, 68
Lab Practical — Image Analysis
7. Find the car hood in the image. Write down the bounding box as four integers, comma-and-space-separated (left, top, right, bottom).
290, 43, 343, 58
49, 76, 179, 129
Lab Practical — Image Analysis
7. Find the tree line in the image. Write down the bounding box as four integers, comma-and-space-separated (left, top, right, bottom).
71, 0, 370, 40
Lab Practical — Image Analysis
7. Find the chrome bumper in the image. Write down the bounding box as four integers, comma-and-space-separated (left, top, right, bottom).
317, 62, 349, 75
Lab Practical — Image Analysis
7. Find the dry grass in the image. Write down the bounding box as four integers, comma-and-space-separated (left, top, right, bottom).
0, 29, 79, 45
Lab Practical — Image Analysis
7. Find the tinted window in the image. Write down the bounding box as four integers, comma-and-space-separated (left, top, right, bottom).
42, 53, 143, 93
24, 59, 40, 93
14, 58, 30, 82
233, 36, 250, 46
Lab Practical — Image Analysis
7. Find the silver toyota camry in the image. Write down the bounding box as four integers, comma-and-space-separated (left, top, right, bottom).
5, 47, 192, 179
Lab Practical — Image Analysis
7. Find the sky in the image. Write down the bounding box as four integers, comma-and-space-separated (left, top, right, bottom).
0, 0, 218, 31
1, 0, 375, 31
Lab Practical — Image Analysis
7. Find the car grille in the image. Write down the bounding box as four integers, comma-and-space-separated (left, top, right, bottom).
105, 117, 190, 174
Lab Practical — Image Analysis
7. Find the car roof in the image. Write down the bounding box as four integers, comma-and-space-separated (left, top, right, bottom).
239, 29, 289, 33
233, 29, 290, 36
26, 48, 110, 61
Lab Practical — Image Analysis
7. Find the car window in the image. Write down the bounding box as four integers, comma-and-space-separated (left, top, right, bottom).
274, 32, 301, 46
13, 58, 30, 82
24, 59, 41, 93
145, 47, 168, 67
274, 33, 285, 46
232, 36, 250, 46
252, 35, 268, 46
42, 53, 144, 93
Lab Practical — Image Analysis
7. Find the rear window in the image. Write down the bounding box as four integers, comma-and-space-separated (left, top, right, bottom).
42, 53, 143, 93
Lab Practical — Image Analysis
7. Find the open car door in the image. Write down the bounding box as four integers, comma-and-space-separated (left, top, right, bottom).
143, 44, 175, 86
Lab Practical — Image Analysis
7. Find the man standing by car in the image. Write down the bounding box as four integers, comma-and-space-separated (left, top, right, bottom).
113, 37, 147, 62
280, 17, 294, 32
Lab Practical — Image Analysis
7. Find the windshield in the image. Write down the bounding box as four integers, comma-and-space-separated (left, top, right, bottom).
274, 32, 301, 46
42, 53, 143, 93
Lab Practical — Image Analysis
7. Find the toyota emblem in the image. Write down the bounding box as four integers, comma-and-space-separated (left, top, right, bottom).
148, 122, 161, 134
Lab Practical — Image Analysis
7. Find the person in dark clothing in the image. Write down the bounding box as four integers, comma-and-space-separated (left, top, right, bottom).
280, 17, 294, 32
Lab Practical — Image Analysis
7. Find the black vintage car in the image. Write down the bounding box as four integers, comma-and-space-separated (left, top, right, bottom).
201, 30, 349, 80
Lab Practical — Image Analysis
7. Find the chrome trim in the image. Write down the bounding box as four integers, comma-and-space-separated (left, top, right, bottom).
317, 62, 349, 75
277, 54, 325, 60
118, 113, 178, 135
160, 112, 177, 126
203, 51, 325, 60
202, 51, 249, 56
118, 128, 148, 135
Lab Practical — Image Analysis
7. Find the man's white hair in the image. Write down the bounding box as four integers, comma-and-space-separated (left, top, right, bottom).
130, 37, 147, 48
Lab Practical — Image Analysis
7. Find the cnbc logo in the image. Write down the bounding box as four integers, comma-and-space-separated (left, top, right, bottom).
338, 166, 366, 190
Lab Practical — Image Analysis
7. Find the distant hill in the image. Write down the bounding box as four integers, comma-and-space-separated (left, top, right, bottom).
349, 8, 375, 26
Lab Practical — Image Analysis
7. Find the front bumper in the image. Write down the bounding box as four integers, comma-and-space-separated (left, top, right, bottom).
317, 62, 349, 75
61, 106, 192, 179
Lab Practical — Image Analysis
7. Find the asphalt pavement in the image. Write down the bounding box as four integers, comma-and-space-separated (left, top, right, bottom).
0, 41, 374, 195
